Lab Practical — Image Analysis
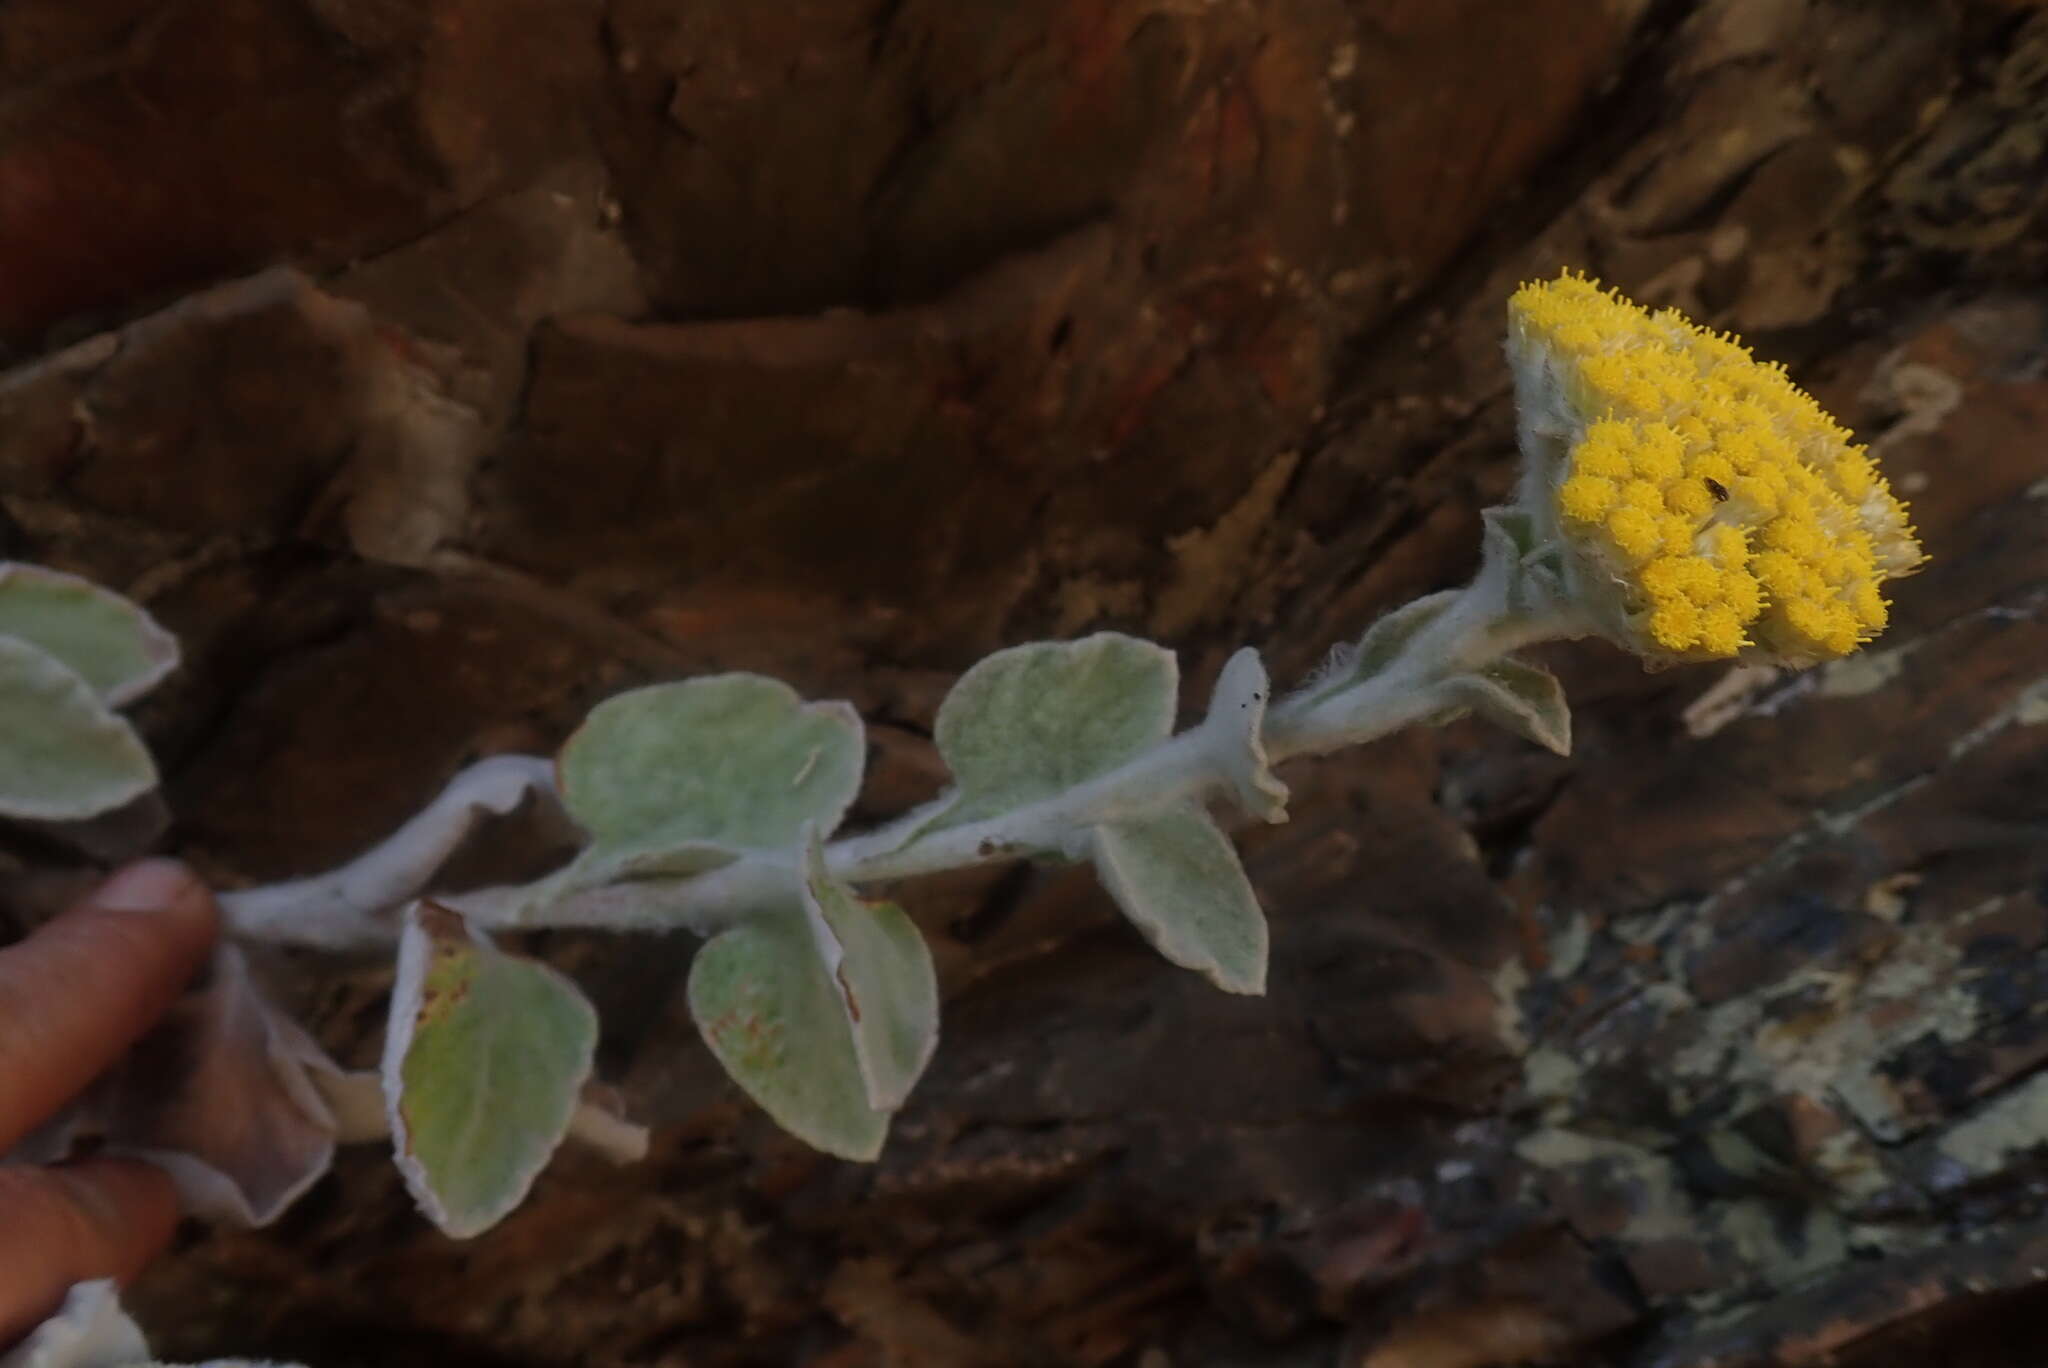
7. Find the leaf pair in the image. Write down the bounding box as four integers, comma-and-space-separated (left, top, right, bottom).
504, 638, 1291, 1167
0, 565, 177, 822
539, 676, 940, 1162
515, 675, 866, 927
1296, 512, 1574, 757
930, 634, 1273, 995
689, 833, 937, 1159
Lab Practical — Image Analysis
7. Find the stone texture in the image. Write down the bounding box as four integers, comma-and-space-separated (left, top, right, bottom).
3, 2, 2048, 1366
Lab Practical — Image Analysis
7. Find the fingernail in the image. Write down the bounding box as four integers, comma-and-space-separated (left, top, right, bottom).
90, 858, 207, 917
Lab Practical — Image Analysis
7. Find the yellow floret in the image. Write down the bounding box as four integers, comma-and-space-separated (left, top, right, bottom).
1607, 506, 1662, 562
1762, 517, 1824, 560
1696, 607, 1747, 656
1721, 569, 1763, 620
1638, 557, 1684, 598
1636, 425, 1686, 483
1780, 597, 1835, 646
1666, 480, 1715, 519
1821, 602, 1861, 654
1730, 473, 1782, 515
1658, 516, 1696, 556
1623, 478, 1666, 511
1849, 581, 1885, 628
1832, 452, 1876, 500
1508, 269, 1925, 663
1689, 452, 1739, 488
1677, 559, 1725, 603
1558, 474, 1620, 522
1648, 599, 1702, 650
1705, 523, 1748, 564
1574, 422, 1634, 479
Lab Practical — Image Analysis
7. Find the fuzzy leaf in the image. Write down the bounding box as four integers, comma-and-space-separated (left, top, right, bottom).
688, 909, 888, 1160
1477, 506, 1567, 619
1353, 590, 1458, 682
1199, 647, 1288, 823
0, 563, 179, 706
559, 674, 864, 863
504, 838, 743, 931
933, 633, 1176, 829
0, 1281, 149, 1368
1481, 505, 1538, 560
98, 947, 341, 1227
1093, 803, 1268, 994
1442, 657, 1572, 755
0, 1280, 312, 1368
383, 903, 598, 1239
800, 830, 938, 1111
0, 638, 157, 821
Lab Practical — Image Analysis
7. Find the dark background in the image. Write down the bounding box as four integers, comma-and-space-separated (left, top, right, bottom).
3, 1, 2047, 1364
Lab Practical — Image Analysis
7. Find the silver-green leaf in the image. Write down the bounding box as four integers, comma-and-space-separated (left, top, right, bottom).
1092, 803, 1268, 995
511, 840, 742, 929
1476, 506, 1568, 619
932, 633, 1176, 829
1355, 589, 1458, 679
688, 908, 888, 1161
0, 1280, 149, 1368
0, 563, 178, 706
558, 674, 864, 862
800, 829, 938, 1112
0, 638, 158, 821
383, 903, 599, 1239
1441, 657, 1572, 755
1198, 647, 1288, 823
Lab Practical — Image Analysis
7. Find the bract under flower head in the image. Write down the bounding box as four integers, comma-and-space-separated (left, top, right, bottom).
1506, 271, 1922, 666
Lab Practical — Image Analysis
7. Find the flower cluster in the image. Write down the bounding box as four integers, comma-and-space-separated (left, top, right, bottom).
1507, 271, 1923, 665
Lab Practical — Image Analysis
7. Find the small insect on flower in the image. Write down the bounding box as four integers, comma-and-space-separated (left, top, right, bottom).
1505, 271, 1924, 667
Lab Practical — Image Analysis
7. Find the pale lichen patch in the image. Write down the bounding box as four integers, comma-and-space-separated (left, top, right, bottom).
1936, 1072, 2048, 1176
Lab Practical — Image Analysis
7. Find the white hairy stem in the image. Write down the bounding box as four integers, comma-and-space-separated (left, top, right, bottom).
310, 1067, 649, 1164
226, 570, 1587, 943
218, 754, 561, 949
493, 578, 1580, 932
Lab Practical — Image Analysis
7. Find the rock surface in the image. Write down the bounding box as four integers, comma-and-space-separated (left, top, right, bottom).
3, 1, 2047, 1364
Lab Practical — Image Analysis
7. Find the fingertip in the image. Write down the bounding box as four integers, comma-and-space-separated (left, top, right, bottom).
0, 1159, 180, 1346
47, 1157, 182, 1282
84, 859, 221, 958
88, 858, 219, 930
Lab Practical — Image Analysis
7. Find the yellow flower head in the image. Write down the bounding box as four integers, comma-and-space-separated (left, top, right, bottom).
1506, 271, 1923, 666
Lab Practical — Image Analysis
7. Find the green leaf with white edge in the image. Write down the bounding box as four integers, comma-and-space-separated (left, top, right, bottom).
1198, 647, 1288, 824
932, 633, 1176, 829
1477, 506, 1568, 620
559, 674, 864, 862
1441, 656, 1571, 755
383, 902, 599, 1239
0, 562, 179, 706
1342, 589, 1459, 687
1092, 802, 1268, 995
0, 638, 158, 821
800, 827, 938, 1111
1482, 505, 1538, 559
494, 838, 743, 932
688, 907, 888, 1161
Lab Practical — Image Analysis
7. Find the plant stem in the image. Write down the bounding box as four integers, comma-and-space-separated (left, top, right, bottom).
494, 577, 1580, 932
224, 571, 1587, 944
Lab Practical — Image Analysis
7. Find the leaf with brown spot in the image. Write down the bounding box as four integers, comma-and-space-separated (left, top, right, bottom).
381, 901, 599, 1238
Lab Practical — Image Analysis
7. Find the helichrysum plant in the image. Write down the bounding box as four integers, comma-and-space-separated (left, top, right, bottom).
0, 273, 1924, 1367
